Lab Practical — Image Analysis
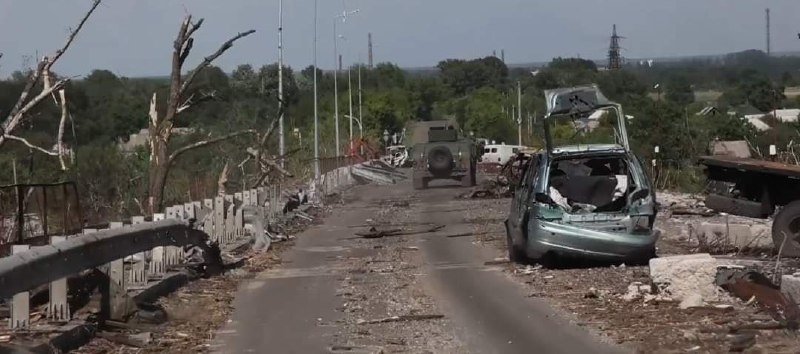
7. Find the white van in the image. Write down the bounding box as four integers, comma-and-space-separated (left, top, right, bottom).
480, 144, 527, 165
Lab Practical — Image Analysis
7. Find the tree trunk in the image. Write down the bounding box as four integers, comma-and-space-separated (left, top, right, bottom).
147, 132, 170, 214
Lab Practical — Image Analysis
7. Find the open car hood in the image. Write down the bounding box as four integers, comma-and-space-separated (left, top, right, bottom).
543, 85, 630, 154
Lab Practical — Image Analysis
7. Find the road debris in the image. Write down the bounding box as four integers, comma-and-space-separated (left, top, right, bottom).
717, 269, 800, 328
649, 253, 725, 303
357, 314, 445, 325
355, 225, 445, 239
621, 282, 652, 302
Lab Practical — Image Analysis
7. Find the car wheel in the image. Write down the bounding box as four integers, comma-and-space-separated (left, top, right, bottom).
772, 201, 800, 257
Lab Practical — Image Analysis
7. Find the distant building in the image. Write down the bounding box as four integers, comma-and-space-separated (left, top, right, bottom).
696, 106, 721, 117
727, 104, 764, 117
744, 116, 771, 131
118, 127, 195, 153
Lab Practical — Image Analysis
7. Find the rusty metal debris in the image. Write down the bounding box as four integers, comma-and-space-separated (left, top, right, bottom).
717, 269, 800, 329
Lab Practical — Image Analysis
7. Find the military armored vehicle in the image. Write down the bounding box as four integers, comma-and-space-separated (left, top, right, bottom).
411, 120, 484, 190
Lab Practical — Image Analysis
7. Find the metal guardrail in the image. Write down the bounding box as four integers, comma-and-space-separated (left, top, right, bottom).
0, 219, 208, 299
0, 156, 364, 335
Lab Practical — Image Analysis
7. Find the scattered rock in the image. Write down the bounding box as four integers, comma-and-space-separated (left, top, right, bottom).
781, 273, 800, 304
679, 293, 705, 309
622, 282, 652, 302
649, 254, 724, 303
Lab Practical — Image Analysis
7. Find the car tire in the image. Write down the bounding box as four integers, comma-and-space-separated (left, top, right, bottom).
772, 201, 800, 257
413, 175, 426, 190
505, 221, 527, 263
470, 164, 477, 187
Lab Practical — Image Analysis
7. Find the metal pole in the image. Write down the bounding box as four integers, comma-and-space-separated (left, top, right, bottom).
348, 68, 354, 155
313, 0, 320, 178
333, 20, 340, 156
358, 63, 363, 156
278, 0, 285, 167
517, 81, 522, 146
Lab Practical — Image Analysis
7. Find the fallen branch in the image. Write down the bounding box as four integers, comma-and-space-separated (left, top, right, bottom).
670, 207, 716, 217
357, 314, 444, 325
355, 225, 446, 239
96, 331, 150, 348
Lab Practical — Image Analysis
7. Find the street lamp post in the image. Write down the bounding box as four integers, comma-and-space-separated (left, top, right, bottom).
517, 81, 522, 146
333, 20, 340, 157
345, 114, 363, 155
313, 0, 320, 178
348, 70, 354, 154
334, 8, 359, 157
278, 0, 285, 167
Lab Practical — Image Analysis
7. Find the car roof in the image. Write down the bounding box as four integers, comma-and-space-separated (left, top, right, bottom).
551, 144, 626, 155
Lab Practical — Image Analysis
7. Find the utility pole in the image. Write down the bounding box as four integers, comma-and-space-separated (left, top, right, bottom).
348, 68, 354, 154
333, 19, 340, 157
333, 7, 359, 157
517, 81, 522, 146
278, 0, 285, 167
368, 33, 374, 69
766, 8, 771, 56
358, 61, 363, 155
313, 0, 320, 178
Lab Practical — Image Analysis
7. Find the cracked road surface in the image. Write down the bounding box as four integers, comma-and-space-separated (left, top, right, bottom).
213, 177, 625, 354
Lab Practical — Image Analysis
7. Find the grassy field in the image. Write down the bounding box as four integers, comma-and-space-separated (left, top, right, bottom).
647, 87, 800, 103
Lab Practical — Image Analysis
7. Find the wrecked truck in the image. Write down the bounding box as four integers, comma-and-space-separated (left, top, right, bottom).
505, 85, 659, 263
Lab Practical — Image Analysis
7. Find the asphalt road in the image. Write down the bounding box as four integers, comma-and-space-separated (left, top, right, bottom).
213, 176, 625, 354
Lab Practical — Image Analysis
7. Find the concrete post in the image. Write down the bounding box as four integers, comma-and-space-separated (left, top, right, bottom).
243, 191, 251, 207
149, 213, 166, 278
214, 197, 225, 244
104, 222, 130, 321
164, 207, 178, 266
203, 199, 214, 239
9, 244, 31, 329
128, 216, 148, 288
48, 236, 70, 322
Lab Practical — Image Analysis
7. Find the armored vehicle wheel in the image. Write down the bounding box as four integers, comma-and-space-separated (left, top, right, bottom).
469, 164, 477, 187
461, 165, 476, 187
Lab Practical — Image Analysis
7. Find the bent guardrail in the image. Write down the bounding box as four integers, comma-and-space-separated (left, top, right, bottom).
0, 219, 212, 299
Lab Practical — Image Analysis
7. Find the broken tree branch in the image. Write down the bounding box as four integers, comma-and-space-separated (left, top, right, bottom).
262, 157, 293, 177
0, 0, 99, 151
44, 0, 101, 72
3, 134, 58, 156
179, 29, 256, 96
176, 90, 217, 114
168, 129, 256, 165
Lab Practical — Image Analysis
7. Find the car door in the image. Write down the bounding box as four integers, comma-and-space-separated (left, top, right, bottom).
508, 154, 538, 243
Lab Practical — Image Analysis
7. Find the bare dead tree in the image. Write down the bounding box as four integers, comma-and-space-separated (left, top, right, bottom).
146, 15, 255, 212
0, 0, 101, 170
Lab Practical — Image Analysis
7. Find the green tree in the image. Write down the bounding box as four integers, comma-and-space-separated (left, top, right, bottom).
665, 74, 694, 106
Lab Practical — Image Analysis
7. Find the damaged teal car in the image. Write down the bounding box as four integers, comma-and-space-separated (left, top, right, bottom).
505, 85, 659, 263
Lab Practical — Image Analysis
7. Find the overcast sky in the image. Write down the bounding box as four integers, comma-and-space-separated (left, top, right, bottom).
1, 0, 799, 78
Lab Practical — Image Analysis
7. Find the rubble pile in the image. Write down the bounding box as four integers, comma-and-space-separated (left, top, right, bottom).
657, 191, 774, 255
